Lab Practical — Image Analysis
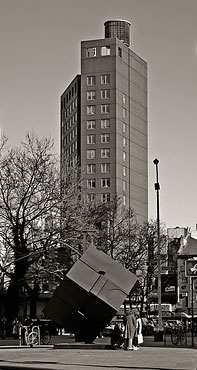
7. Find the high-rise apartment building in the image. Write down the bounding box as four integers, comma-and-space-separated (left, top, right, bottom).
60, 20, 148, 222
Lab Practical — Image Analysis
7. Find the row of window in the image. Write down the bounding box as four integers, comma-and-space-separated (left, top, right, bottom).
87, 149, 127, 161
63, 99, 78, 118
86, 193, 127, 205
87, 178, 127, 191
87, 89, 110, 100
87, 119, 110, 130
87, 74, 110, 86
87, 133, 110, 144
87, 178, 110, 188
87, 193, 111, 203
87, 104, 111, 115
86, 119, 127, 133
65, 127, 77, 145
86, 134, 127, 147
63, 112, 78, 130
62, 84, 77, 108
86, 46, 122, 58
87, 164, 128, 176
86, 104, 126, 118
64, 141, 77, 156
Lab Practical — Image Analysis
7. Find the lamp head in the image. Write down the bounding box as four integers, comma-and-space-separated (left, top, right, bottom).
153, 158, 159, 165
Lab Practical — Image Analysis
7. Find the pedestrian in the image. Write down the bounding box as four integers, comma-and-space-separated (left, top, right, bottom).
0, 317, 7, 339
123, 309, 138, 350
134, 311, 143, 348
111, 323, 123, 349
12, 318, 21, 339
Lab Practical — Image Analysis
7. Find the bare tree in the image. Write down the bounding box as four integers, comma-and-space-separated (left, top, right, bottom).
0, 134, 61, 322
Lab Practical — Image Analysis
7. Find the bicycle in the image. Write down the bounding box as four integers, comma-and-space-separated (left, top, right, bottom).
171, 324, 187, 346
26, 325, 40, 346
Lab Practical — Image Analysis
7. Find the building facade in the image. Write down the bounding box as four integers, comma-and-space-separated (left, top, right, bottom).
61, 20, 148, 222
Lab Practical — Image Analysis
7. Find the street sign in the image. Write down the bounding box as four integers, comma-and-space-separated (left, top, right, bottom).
185, 259, 197, 277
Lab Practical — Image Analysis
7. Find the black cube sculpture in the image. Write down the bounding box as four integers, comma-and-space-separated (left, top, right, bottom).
44, 246, 137, 343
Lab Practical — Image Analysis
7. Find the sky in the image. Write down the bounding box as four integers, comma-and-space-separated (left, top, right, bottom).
0, 0, 197, 230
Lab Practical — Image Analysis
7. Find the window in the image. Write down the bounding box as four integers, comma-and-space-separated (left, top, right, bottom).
87, 134, 96, 144
123, 137, 127, 147
101, 104, 110, 114
101, 148, 110, 158
123, 151, 127, 161
101, 74, 110, 84
101, 133, 110, 143
123, 122, 126, 133
123, 166, 127, 176
101, 46, 110, 56
101, 163, 110, 173
87, 164, 96, 174
86, 47, 96, 57
87, 76, 96, 86
123, 180, 127, 191
101, 178, 110, 188
75, 98, 77, 107
87, 179, 96, 188
75, 112, 77, 121
87, 120, 96, 130
87, 193, 96, 202
122, 93, 126, 104
87, 149, 96, 159
123, 108, 126, 118
118, 47, 122, 57
87, 91, 96, 100
87, 105, 96, 115
101, 89, 110, 99
123, 195, 127, 205
101, 119, 110, 129
101, 193, 110, 203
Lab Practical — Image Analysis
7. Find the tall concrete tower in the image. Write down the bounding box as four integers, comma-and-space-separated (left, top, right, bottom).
60, 20, 148, 222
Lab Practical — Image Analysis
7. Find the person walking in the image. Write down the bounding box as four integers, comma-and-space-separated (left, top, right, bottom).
124, 309, 138, 350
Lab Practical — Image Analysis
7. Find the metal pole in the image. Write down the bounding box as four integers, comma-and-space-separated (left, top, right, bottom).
191, 277, 194, 347
153, 158, 163, 335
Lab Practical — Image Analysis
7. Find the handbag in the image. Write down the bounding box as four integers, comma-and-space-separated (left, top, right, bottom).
137, 333, 143, 344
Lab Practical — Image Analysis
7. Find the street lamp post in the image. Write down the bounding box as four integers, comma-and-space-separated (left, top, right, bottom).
153, 158, 163, 339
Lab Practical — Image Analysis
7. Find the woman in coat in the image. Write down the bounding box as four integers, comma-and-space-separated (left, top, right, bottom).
124, 309, 138, 350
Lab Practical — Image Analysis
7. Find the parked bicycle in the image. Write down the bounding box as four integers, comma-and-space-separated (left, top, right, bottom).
20, 324, 51, 346
171, 323, 187, 346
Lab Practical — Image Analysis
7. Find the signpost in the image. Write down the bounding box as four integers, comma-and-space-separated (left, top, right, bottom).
185, 259, 197, 347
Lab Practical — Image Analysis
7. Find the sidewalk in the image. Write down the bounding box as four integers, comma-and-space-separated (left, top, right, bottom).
0, 336, 196, 370
0, 344, 196, 369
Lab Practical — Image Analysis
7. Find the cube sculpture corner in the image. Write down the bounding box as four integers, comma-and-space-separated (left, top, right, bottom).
44, 246, 137, 342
